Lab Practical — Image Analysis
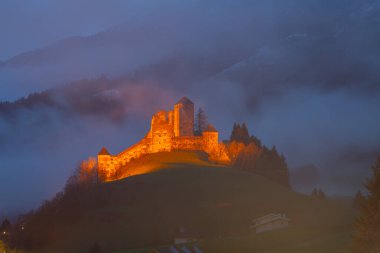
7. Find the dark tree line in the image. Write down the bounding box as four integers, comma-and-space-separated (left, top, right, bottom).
353, 156, 380, 253
0, 218, 11, 244
227, 123, 290, 188
311, 188, 326, 199
230, 123, 261, 146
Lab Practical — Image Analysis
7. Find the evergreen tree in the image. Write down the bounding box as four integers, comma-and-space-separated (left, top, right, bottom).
230, 122, 250, 144
195, 108, 208, 135
240, 123, 250, 144
311, 188, 326, 199
353, 156, 380, 252
228, 122, 290, 188
311, 188, 318, 197
0, 219, 11, 232
279, 154, 291, 188
249, 135, 262, 148
317, 188, 326, 199
0, 218, 11, 244
353, 190, 366, 210
271, 146, 278, 156
230, 123, 241, 141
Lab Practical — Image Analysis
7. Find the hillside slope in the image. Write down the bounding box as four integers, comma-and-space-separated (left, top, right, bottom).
22, 151, 354, 253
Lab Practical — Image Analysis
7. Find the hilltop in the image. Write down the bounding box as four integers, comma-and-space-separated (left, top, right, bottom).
8, 151, 355, 253
97, 96, 230, 182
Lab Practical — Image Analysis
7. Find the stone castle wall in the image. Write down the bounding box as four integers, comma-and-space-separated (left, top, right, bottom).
98, 97, 230, 180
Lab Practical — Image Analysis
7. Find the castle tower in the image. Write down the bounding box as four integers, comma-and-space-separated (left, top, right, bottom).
150, 111, 174, 152
174, 97, 194, 137
202, 124, 218, 152
97, 147, 112, 179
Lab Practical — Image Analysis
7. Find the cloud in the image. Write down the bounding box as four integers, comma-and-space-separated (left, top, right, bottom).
1, 0, 380, 215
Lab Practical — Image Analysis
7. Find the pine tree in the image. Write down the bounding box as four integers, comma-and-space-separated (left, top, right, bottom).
195, 108, 208, 135
0, 219, 12, 242
279, 154, 291, 188
230, 122, 250, 144
317, 188, 326, 199
311, 188, 326, 199
230, 123, 241, 141
311, 188, 318, 197
249, 135, 262, 148
228, 122, 290, 188
0, 219, 11, 232
353, 190, 365, 210
353, 156, 380, 252
241, 123, 250, 144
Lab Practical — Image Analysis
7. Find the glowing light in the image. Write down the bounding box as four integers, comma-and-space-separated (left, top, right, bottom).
98, 98, 230, 182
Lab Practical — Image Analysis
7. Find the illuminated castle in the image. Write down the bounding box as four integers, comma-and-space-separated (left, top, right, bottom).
98, 97, 230, 180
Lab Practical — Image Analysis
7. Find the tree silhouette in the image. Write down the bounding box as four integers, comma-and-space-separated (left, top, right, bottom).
0, 219, 11, 232
311, 188, 318, 197
317, 189, 326, 199
0, 218, 11, 244
230, 123, 250, 144
353, 156, 380, 252
195, 107, 208, 135
228, 123, 291, 188
353, 190, 365, 210
241, 123, 249, 143
311, 188, 326, 199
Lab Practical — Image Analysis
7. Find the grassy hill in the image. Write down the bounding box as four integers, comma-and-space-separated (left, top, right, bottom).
22, 151, 355, 253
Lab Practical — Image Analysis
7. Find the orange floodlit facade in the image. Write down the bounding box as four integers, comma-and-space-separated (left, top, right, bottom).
97, 97, 230, 180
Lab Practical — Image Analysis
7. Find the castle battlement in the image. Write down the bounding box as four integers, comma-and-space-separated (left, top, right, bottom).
97, 97, 230, 180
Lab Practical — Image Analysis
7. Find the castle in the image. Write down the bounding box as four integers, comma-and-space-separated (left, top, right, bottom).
98, 97, 230, 180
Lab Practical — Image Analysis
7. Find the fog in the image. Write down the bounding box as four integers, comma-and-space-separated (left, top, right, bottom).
1, 0, 380, 216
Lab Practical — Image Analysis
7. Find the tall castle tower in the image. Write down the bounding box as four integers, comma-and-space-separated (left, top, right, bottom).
174, 97, 194, 137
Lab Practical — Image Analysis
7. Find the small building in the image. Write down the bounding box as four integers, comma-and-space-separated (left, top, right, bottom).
151, 245, 203, 253
174, 226, 199, 245
174, 237, 198, 245
250, 213, 289, 233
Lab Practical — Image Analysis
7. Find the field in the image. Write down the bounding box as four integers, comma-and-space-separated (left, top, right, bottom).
22, 152, 356, 253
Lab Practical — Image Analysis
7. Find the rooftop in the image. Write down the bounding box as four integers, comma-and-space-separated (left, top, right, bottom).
252, 213, 289, 227
204, 124, 217, 132
98, 147, 111, 156
175, 96, 194, 105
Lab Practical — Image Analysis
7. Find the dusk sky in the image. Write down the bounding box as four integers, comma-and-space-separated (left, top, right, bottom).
0, 0, 178, 60
1, 0, 380, 217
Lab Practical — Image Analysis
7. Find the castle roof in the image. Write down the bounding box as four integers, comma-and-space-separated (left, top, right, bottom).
98, 147, 111, 156
175, 96, 194, 105
204, 124, 217, 132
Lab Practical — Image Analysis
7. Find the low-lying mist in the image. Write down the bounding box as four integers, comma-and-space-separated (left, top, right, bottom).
1, 0, 380, 216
